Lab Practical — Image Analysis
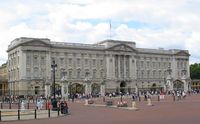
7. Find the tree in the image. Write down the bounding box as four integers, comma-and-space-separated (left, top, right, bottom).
190, 63, 200, 79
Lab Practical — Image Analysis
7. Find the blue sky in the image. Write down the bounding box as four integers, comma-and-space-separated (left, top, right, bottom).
0, 0, 200, 64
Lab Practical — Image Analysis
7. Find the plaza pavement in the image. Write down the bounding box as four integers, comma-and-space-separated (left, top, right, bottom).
2, 94, 200, 124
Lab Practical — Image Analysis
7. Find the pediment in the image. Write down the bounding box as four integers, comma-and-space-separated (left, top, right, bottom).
22, 40, 50, 47
106, 44, 136, 52
175, 51, 190, 56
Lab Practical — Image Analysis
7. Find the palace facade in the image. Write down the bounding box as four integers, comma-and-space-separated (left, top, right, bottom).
0, 63, 8, 95
7, 37, 191, 96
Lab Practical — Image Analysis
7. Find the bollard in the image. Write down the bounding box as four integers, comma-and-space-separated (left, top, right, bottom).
0, 110, 1, 121
147, 98, 153, 106
173, 95, 175, 101
35, 109, 37, 119
84, 99, 88, 105
103, 97, 105, 102
58, 108, 60, 116
46, 100, 48, 110
18, 102, 20, 109
18, 110, 20, 120
158, 95, 160, 102
139, 96, 141, 102
9, 102, 11, 109
48, 109, 50, 118
27, 102, 29, 109
132, 101, 139, 110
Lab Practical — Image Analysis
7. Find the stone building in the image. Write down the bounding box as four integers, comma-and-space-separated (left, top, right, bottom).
7, 37, 191, 96
0, 63, 8, 95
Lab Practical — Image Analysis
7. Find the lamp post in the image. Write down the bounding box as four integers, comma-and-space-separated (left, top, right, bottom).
51, 60, 57, 110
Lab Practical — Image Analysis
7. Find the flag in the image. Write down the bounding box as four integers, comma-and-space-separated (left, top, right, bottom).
109, 20, 111, 30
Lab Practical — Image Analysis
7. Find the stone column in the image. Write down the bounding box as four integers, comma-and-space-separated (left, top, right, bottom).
166, 76, 173, 91
85, 83, 91, 96
135, 83, 138, 94
45, 83, 51, 99
124, 55, 126, 78
118, 55, 121, 78
61, 82, 69, 100
181, 76, 188, 92
100, 84, 105, 96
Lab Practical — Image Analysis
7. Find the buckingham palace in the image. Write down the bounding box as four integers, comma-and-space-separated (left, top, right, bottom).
7, 37, 191, 97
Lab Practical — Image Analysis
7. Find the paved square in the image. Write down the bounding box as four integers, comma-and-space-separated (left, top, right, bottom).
3, 94, 200, 124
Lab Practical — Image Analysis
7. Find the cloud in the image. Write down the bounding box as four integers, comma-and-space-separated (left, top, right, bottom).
0, 0, 200, 65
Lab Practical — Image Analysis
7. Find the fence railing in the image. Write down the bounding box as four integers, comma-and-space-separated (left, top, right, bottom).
0, 108, 64, 121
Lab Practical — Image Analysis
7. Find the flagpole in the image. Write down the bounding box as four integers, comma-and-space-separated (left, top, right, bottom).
109, 20, 111, 40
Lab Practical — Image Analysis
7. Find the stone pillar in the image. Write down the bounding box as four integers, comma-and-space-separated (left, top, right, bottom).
100, 84, 105, 96
62, 82, 69, 99
181, 76, 188, 92
124, 55, 126, 78
166, 77, 173, 91
85, 83, 91, 96
135, 83, 138, 94
118, 55, 121, 78
45, 83, 51, 99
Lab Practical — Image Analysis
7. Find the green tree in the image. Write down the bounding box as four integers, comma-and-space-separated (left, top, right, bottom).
190, 63, 200, 79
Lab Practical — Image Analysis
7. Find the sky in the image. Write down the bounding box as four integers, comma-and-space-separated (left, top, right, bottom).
0, 0, 200, 65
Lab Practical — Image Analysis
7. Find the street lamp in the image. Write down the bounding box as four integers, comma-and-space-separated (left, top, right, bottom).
51, 60, 57, 110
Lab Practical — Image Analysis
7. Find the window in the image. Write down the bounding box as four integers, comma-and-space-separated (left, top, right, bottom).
141, 61, 144, 68
77, 69, 81, 78
69, 70, 72, 79
137, 70, 139, 78
26, 55, 31, 66
159, 70, 161, 79
100, 60, 103, 66
93, 59, 96, 66
26, 68, 31, 78
153, 70, 156, 79
34, 67, 38, 78
60, 58, 64, 65
100, 71, 104, 78
41, 57, 45, 65
77, 58, 80, 66
141, 70, 144, 78
147, 70, 150, 78
93, 70, 96, 78
147, 61, 150, 68
69, 58, 72, 65
153, 62, 155, 68
33, 56, 38, 65
85, 59, 88, 65
41, 69, 46, 78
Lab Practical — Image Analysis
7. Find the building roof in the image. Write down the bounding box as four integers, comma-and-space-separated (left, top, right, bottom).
7, 37, 190, 56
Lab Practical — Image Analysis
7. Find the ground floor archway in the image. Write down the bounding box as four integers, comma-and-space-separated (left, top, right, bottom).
120, 81, 127, 94
173, 80, 184, 91
69, 83, 84, 95
91, 83, 100, 97
51, 83, 61, 96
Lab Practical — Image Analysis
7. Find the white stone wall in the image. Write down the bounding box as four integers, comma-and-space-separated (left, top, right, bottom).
7, 38, 190, 94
